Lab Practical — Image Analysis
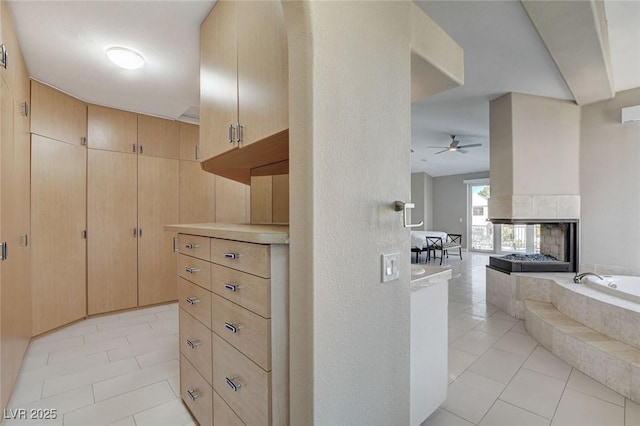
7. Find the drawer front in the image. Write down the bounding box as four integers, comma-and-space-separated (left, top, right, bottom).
178, 234, 210, 261
211, 293, 271, 371
178, 254, 211, 291
214, 391, 245, 426
212, 332, 270, 426
179, 309, 212, 385
178, 278, 212, 327
180, 355, 213, 426
210, 238, 270, 278
211, 264, 271, 318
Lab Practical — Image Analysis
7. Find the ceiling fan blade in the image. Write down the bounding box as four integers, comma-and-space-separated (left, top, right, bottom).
456, 143, 482, 149
434, 149, 449, 155
457, 149, 468, 154
427, 146, 450, 149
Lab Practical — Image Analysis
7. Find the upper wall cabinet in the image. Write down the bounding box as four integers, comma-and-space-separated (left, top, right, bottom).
179, 122, 200, 161
138, 114, 180, 159
30, 80, 87, 146
87, 105, 138, 153
199, 0, 288, 161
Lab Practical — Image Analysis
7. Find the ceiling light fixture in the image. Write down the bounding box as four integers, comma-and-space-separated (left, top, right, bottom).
106, 47, 145, 70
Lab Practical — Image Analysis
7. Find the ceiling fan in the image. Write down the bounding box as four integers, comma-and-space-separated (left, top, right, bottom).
427, 135, 482, 155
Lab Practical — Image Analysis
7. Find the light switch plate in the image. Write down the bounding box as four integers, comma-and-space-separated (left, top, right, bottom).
382, 252, 400, 283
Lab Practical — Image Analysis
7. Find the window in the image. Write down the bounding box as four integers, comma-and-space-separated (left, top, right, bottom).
473, 206, 484, 216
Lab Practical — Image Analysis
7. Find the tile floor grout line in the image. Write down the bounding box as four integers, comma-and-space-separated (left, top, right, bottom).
548, 366, 573, 424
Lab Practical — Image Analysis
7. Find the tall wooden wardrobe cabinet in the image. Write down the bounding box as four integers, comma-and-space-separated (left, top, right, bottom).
87, 105, 179, 314
30, 81, 87, 336
0, 0, 32, 411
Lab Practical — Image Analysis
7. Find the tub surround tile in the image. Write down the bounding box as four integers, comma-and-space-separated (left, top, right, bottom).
618, 309, 640, 350
626, 399, 640, 426
582, 345, 608, 385
552, 330, 585, 370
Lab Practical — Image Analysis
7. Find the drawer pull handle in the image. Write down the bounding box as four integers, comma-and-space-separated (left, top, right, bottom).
224, 252, 238, 260
226, 377, 241, 392
224, 322, 238, 333
186, 389, 199, 401
185, 267, 200, 274
186, 339, 201, 349
185, 297, 200, 305
224, 284, 239, 292
184, 243, 199, 249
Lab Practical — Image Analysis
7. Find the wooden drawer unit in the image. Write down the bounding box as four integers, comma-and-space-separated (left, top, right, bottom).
178, 254, 212, 291
214, 391, 245, 425
178, 277, 212, 327
210, 238, 270, 278
178, 233, 211, 261
179, 309, 212, 385
181, 355, 213, 426
211, 264, 271, 318
211, 293, 271, 371
211, 332, 271, 426
169, 226, 289, 426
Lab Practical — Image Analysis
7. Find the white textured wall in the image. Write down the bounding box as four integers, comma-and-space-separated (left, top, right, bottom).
285, 2, 412, 424
580, 88, 640, 271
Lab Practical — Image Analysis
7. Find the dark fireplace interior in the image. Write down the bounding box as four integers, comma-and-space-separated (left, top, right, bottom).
488, 220, 578, 273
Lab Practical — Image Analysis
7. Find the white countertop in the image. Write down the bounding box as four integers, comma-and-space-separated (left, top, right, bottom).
410, 265, 452, 290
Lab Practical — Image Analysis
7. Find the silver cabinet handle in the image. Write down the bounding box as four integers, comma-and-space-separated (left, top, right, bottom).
195, 144, 200, 160
184, 243, 199, 249
225, 377, 241, 392
185, 297, 200, 305
186, 339, 201, 349
224, 253, 238, 260
236, 123, 243, 143
394, 201, 424, 228
133, 228, 137, 238
228, 124, 235, 144
185, 267, 200, 274
186, 389, 198, 401
224, 322, 238, 334
172, 237, 178, 252
132, 143, 136, 153
224, 284, 239, 292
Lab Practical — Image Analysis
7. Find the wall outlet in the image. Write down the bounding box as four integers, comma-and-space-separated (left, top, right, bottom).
382, 252, 400, 283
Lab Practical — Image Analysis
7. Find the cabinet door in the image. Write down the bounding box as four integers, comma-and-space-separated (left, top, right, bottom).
138, 156, 179, 306
87, 105, 138, 153
30, 81, 87, 146
179, 160, 215, 224
137, 114, 179, 159
31, 135, 86, 336
237, 0, 288, 147
179, 122, 199, 161
215, 176, 249, 224
272, 174, 289, 224
87, 150, 138, 315
1, 78, 31, 411
200, 0, 238, 160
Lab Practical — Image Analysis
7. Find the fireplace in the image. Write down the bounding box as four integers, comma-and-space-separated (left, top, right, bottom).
488, 220, 578, 273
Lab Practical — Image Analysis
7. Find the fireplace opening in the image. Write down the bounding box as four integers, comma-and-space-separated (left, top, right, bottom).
488, 220, 578, 273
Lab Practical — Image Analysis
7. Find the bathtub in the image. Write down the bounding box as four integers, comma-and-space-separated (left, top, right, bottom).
584, 275, 640, 304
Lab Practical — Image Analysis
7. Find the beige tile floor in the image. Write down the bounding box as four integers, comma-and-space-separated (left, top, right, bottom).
421, 252, 640, 426
3, 303, 194, 426
6, 254, 640, 426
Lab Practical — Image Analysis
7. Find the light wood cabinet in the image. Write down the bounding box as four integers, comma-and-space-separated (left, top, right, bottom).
87, 149, 138, 315
199, 0, 288, 160
31, 135, 87, 336
138, 114, 180, 159
251, 174, 289, 225
137, 155, 179, 306
180, 122, 200, 161
180, 161, 215, 224
30, 80, 87, 146
215, 176, 249, 224
87, 105, 137, 153
168, 225, 289, 426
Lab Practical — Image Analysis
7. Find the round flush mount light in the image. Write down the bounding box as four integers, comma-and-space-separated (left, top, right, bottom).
106, 47, 145, 70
